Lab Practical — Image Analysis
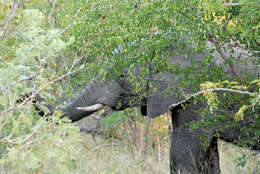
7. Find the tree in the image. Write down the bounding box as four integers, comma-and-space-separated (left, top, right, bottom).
0, 0, 259, 172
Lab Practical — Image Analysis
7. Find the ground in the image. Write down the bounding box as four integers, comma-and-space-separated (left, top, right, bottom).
75, 114, 260, 174
78, 134, 260, 174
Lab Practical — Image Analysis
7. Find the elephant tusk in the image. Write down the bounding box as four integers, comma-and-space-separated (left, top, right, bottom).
77, 103, 104, 112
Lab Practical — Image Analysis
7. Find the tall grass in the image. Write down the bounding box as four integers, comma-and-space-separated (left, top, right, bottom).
219, 140, 260, 174
77, 134, 170, 174
77, 110, 260, 174
1, 109, 259, 174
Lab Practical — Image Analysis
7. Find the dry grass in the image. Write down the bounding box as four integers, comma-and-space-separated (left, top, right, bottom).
76, 114, 260, 174
219, 140, 260, 174
73, 134, 259, 174
77, 134, 170, 174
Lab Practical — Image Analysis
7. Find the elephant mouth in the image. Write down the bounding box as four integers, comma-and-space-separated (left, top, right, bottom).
77, 103, 104, 112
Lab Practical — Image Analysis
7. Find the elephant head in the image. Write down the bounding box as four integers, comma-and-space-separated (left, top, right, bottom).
56, 74, 182, 122
59, 79, 123, 122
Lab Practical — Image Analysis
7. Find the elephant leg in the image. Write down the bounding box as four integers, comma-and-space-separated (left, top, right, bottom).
170, 127, 220, 174
207, 136, 220, 174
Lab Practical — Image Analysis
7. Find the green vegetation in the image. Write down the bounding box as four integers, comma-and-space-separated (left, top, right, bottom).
0, 0, 259, 173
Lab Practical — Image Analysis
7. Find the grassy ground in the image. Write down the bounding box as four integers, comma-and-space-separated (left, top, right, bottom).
77, 134, 170, 174
77, 134, 260, 174
1, 120, 259, 174
75, 114, 260, 174
219, 140, 260, 174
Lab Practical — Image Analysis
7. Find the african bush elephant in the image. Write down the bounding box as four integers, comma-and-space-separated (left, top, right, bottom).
28, 39, 259, 174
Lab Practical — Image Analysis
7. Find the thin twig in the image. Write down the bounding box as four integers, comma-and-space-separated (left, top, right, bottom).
48, 0, 57, 18
14, 138, 41, 154
222, 14, 232, 32
168, 88, 254, 110
0, 132, 14, 143
251, 94, 260, 112
209, 37, 244, 82
0, 2, 19, 39
1, 72, 40, 91
74, 7, 81, 17
6, 121, 44, 145
68, 58, 78, 74
57, 15, 85, 36
224, 3, 240, 7
0, 63, 87, 116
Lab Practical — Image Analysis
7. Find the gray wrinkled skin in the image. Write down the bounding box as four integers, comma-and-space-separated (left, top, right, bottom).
60, 79, 122, 122
37, 39, 259, 174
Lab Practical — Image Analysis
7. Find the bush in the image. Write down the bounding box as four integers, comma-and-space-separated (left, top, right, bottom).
0, 117, 85, 174
0, 8, 84, 174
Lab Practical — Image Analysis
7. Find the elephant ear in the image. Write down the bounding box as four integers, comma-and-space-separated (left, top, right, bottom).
143, 47, 204, 118
145, 78, 184, 118
146, 93, 180, 118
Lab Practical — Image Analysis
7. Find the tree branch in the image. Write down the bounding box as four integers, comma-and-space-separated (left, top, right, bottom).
5, 121, 44, 145
224, 3, 241, 7
48, 0, 57, 19
57, 13, 85, 36
0, 63, 87, 116
209, 37, 244, 83
1, 72, 40, 92
168, 88, 254, 110
0, 2, 20, 39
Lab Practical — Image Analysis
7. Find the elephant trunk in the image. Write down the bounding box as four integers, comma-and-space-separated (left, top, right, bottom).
60, 85, 97, 122
60, 100, 96, 122
26, 86, 97, 122
20, 79, 123, 122
60, 79, 122, 122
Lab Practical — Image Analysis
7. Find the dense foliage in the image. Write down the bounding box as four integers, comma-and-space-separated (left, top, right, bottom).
0, 0, 259, 173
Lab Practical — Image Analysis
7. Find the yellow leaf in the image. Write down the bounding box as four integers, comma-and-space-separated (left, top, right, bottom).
234, 105, 248, 122
99, 108, 105, 115
200, 82, 217, 89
